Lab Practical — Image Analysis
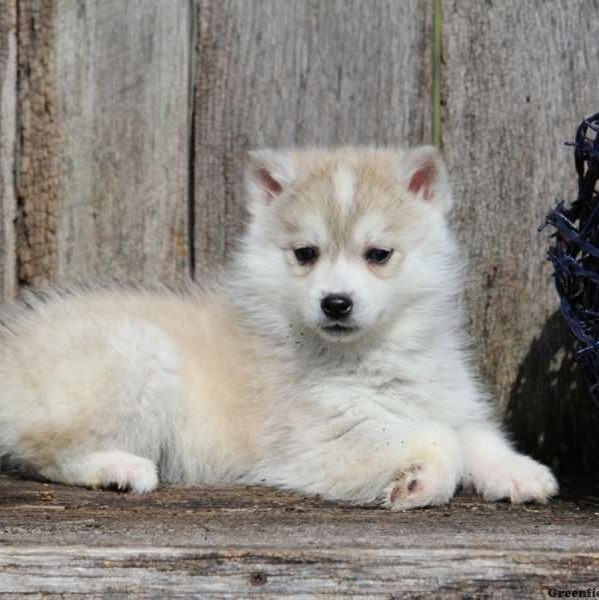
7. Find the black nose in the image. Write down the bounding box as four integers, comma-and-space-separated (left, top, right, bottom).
321, 294, 353, 320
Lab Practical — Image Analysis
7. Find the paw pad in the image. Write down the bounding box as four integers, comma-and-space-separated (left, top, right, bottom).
383, 460, 457, 511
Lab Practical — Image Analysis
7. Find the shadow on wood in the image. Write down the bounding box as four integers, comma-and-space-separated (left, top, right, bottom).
506, 310, 599, 486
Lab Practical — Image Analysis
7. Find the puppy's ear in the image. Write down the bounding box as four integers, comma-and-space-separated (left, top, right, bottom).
397, 146, 452, 212
245, 149, 296, 206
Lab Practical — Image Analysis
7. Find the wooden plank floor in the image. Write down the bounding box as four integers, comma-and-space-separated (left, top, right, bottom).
0, 474, 596, 597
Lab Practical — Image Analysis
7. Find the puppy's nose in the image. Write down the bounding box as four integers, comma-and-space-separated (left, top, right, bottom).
321, 294, 353, 320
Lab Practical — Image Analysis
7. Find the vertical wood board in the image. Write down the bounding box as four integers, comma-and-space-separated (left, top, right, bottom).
16, 0, 60, 289
54, 0, 192, 285
0, 0, 16, 301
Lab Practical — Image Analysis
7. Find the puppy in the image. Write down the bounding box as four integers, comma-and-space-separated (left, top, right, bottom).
0, 146, 557, 509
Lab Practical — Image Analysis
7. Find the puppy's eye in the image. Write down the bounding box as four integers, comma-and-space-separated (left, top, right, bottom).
364, 248, 393, 265
294, 246, 319, 265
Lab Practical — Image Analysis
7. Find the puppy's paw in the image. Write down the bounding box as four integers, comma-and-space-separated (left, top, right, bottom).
97, 453, 159, 493
65, 450, 159, 493
470, 453, 558, 504
382, 460, 458, 511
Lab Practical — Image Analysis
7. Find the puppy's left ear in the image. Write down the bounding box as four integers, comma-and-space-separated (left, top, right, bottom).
397, 146, 452, 213
245, 149, 296, 207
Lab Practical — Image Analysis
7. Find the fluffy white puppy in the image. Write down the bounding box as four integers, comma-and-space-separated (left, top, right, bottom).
0, 147, 557, 510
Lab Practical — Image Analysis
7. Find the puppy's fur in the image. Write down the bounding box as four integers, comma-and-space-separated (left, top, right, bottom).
0, 147, 557, 509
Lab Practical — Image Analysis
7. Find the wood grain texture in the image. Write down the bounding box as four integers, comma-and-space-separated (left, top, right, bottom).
0, 475, 596, 596
193, 0, 432, 273
15, 0, 60, 289
442, 0, 599, 473
0, 0, 16, 301
17, 0, 192, 288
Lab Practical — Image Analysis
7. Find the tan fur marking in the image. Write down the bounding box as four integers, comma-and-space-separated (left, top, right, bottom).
333, 165, 356, 217
275, 148, 414, 257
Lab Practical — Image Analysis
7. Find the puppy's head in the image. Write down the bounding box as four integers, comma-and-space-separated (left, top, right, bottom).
239, 146, 456, 345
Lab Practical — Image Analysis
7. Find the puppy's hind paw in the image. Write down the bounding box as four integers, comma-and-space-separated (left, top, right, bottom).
98, 452, 159, 493
55, 450, 159, 493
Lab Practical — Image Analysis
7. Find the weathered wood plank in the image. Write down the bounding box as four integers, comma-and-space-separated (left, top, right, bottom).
442, 0, 599, 473
15, 0, 61, 289
17, 0, 192, 288
2, 546, 598, 597
0, 0, 17, 301
194, 0, 432, 272
0, 476, 596, 596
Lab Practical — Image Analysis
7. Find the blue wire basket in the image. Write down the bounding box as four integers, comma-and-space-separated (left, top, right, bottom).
543, 112, 599, 405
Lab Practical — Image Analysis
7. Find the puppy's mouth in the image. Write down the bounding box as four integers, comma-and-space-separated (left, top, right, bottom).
320, 324, 359, 337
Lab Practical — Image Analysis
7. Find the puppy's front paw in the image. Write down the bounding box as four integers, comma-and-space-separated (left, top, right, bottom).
382, 460, 458, 511
470, 453, 558, 504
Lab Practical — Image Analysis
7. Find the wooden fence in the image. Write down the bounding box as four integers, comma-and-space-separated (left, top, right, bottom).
0, 0, 598, 477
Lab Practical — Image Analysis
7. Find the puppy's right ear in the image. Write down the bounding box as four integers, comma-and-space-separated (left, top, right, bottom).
245, 149, 296, 206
